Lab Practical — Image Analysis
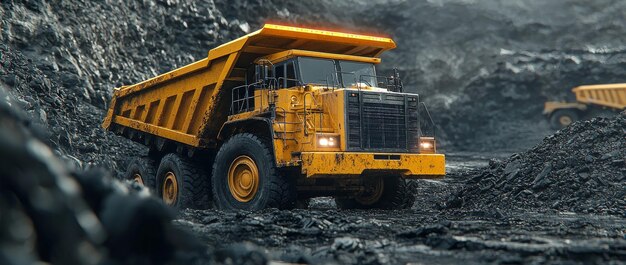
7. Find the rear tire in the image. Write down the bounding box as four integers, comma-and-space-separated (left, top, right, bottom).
212, 133, 296, 211
335, 176, 415, 210
123, 157, 157, 190
156, 153, 210, 209
550, 109, 579, 130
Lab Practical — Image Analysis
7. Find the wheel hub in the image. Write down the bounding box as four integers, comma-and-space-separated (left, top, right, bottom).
228, 155, 259, 202
162, 171, 178, 206
132, 173, 144, 185
559, 116, 573, 126
355, 177, 384, 205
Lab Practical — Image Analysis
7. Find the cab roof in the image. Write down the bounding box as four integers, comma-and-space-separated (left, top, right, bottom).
255, 49, 382, 65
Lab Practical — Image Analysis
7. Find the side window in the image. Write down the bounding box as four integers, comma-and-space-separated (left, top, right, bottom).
275, 64, 285, 88
247, 65, 256, 85
286, 62, 297, 87
267, 67, 273, 81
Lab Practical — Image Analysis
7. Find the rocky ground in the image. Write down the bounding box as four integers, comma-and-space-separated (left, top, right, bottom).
179, 208, 626, 264
175, 113, 625, 264
1, 0, 626, 264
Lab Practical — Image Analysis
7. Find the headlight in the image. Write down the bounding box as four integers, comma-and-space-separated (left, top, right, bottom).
317, 134, 339, 147
419, 137, 436, 153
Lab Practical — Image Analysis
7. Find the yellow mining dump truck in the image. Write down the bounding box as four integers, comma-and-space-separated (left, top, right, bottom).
544, 83, 626, 129
103, 24, 445, 210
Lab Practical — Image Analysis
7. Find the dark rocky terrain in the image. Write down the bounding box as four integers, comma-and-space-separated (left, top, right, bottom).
446, 113, 626, 215
1, 0, 625, 264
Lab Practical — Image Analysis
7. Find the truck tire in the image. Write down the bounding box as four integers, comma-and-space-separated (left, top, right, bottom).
123, 157, 157, 190
156, 153, 210, 209
550, 109, 579, 130
335, 176, 415, 210
212, 133, 296, 210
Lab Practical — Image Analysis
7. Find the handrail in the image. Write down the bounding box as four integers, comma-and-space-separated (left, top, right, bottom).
358, 74, 404, 92
419, 102, 436, 139
277, 77, 303, 89
231, 80, 266, 114
358, 74, 397, 90
274, 106, 288, 145
324, 73, 340, 91
302, 92, 322, 136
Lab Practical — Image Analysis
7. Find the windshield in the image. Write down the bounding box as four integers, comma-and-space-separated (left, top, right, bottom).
338, 61, 376, 88
298, 57, 336, 85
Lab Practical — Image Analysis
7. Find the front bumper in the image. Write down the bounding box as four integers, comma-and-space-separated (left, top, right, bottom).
300, 152, 445, 178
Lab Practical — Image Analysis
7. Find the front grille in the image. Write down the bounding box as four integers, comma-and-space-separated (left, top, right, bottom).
347, 92, 419, 152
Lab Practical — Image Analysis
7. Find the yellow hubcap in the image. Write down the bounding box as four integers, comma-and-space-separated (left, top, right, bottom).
132, 173, 144, 185
228, 155, 259, 202
356, 178, 384, 205
559, 116, 573, 126
162, 172, 178, 206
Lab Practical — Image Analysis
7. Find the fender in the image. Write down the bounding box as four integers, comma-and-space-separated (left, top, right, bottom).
217, 117, 279, 165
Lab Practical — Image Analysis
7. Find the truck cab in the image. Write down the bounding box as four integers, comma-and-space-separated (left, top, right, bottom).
222, 49, 444, 208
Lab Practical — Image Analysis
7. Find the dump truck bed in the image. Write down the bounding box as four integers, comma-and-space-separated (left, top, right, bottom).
102, 24, 396, 148
572, 83, 626, 110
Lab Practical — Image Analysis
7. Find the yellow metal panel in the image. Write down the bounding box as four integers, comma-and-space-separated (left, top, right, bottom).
113, 116, 200, 146
573, 84, 626, 109
166, 94, 183, 128
543, 101, 587, 115
572, 83, 626, 90
208, 35, 250, 61
181, 88, 203, 133
102, 97, 117, 129
300, 152, 445, 179
256, 50, 382, 64
194, 52, 242, 144
262, 24, 396, 50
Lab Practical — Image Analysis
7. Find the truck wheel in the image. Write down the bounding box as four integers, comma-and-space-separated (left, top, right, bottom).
123, 157, 157, 190
335, 176, 415, 210
156, 153, 210, 209
550, 109, 579, 130
212, 133, 296, 210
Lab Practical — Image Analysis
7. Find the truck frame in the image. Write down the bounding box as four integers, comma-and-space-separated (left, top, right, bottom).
103, 24, 445, 210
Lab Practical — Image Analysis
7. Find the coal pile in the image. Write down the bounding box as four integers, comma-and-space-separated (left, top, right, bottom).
446, 112, 626, 215
0, 42, 145, 176
0, 0, 251, 175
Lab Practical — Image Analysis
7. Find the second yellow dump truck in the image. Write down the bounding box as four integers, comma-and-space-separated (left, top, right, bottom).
544, 83, 626, 129
103, 24, 445, 210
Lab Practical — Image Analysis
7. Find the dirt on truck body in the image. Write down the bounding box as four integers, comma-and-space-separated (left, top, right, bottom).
103, 24, 445, 211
